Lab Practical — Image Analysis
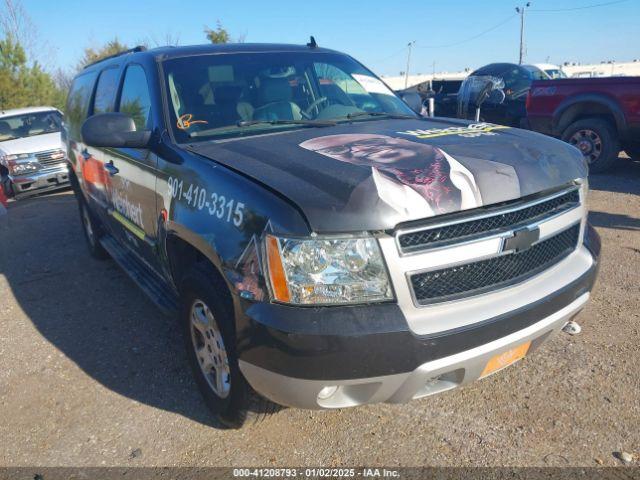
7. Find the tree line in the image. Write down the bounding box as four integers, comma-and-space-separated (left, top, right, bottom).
0, 8, 238, 112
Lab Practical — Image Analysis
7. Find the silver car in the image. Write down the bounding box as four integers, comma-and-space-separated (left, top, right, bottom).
0, 106, 69, 199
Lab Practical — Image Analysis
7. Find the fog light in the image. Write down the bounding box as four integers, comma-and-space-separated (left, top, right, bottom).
317, 385, 338, 400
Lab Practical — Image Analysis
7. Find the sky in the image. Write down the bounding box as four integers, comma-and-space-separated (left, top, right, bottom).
13, 0, 640, 77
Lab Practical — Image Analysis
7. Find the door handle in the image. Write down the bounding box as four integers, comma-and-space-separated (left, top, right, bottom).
104, 161, 119, 176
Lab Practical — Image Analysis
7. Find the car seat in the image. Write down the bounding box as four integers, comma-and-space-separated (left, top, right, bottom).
253, 77, 302, 121
212, 85, 243, 125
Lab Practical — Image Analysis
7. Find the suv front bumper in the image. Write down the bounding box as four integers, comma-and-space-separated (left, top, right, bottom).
8, 164, 69, 198
237, 224, 600, 409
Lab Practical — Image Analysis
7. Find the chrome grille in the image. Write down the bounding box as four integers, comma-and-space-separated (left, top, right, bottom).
410, 225, 580, 305
398, 187, 580, 253
35, 149, 66, 169
380, 181, 587, 335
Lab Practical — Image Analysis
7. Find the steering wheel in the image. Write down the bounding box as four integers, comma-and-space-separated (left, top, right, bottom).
302, 97, 329, 118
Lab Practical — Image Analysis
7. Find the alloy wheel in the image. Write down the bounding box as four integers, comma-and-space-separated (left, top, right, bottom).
569, 129, 602, 164
190, 299, 231, 398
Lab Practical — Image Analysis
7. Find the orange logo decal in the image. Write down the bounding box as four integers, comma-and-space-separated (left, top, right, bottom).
177, 114, 208, 130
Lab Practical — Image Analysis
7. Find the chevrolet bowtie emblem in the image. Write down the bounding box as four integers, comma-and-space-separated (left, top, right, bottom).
503, 226, 540, 253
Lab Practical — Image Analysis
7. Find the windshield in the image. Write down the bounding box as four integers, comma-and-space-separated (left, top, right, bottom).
0, 110, 62, 142
545, 69, 567, 79
162, 51, 416, 142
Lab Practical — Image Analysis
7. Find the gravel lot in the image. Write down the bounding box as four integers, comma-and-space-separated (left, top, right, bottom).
0, 156, 638, 468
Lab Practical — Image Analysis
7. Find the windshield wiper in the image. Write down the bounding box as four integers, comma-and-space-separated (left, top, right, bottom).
189, 118, 336, 138
236, 119, 336, 127
345, 111, 417, 120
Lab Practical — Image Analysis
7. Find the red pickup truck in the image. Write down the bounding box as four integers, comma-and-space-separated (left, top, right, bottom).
526, 77, 640, 172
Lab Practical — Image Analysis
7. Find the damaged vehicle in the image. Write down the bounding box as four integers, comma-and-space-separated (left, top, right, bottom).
64, 43, 600, 428
0, 107, 69, 199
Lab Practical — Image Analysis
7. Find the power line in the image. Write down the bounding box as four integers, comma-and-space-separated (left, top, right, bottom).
371, 0, 628, 69
415, 14, 517, 49
370, 13, 517, 71
530, 0, 629, 12
372, 45, 413, 63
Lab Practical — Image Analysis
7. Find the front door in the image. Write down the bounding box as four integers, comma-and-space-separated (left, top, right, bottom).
103, 63, 161, 274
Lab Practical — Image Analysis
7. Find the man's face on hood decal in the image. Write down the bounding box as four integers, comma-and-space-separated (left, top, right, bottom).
300, 133, 436, 166
299, 134, 483, 216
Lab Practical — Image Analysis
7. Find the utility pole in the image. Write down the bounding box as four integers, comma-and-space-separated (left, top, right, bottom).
404, 41, 416, 89
516, 3, 531, 65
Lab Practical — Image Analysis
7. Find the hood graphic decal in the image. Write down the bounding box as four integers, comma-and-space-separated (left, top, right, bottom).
188, 117, 586, 232
299, 134, 487, 218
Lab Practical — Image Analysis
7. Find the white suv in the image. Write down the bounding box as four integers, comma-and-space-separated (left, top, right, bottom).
0, 106, 69, 199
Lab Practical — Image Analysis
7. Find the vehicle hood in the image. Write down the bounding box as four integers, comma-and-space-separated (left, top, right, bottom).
189, 118, 587, 232
0, 132, 63, 156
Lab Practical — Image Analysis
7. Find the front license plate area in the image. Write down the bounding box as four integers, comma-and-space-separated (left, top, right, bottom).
480, 341, 531, 378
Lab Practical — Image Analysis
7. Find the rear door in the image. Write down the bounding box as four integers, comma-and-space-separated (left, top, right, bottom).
65, 70, 100, 211
103, 63, 162, 274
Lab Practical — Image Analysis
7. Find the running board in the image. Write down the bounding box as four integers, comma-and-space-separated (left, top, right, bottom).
99, 235, 179, 316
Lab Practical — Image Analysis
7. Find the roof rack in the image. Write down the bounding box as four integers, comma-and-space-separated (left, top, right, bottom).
83, 45, 147, 69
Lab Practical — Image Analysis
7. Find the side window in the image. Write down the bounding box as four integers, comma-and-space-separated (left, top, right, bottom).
504, 68, 531, 98
118, 65, 152, 131
92, 67, 120, 114
65, 71, 98, 140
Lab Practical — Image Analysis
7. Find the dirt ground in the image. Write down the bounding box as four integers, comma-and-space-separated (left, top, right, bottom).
0, 156, 638, 468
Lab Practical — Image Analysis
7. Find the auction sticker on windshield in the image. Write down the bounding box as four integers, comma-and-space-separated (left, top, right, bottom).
352, 74, 394, 95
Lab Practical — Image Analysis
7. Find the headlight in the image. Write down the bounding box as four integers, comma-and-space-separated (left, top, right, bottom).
8, 159, 40, 175
265, 234, 393, 305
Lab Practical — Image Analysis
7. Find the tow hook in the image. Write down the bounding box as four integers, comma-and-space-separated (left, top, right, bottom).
562, 320, 582, 335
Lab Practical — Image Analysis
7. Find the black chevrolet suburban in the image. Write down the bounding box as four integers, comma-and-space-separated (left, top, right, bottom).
64, 43, 600, 428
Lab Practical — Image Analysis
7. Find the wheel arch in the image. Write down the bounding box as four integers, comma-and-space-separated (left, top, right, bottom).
552, 94, 626, 137
164, 228, 234, 316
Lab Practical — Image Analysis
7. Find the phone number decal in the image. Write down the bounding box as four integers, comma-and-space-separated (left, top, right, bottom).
167, 177, 245, 227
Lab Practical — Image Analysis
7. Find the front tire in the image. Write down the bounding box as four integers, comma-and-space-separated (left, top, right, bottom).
561, 118, 620, 173
78, 198, 108, 260
180, 263, 275, 429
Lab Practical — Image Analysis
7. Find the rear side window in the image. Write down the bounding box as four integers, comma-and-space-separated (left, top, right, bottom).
118, 65, 152, 130
65, 71, 98, 139
93, 67, 120, 114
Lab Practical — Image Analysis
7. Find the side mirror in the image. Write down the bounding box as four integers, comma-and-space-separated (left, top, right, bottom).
81, 112, 151, 148
487, 89, 506, 105
401, 92, 423, 114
